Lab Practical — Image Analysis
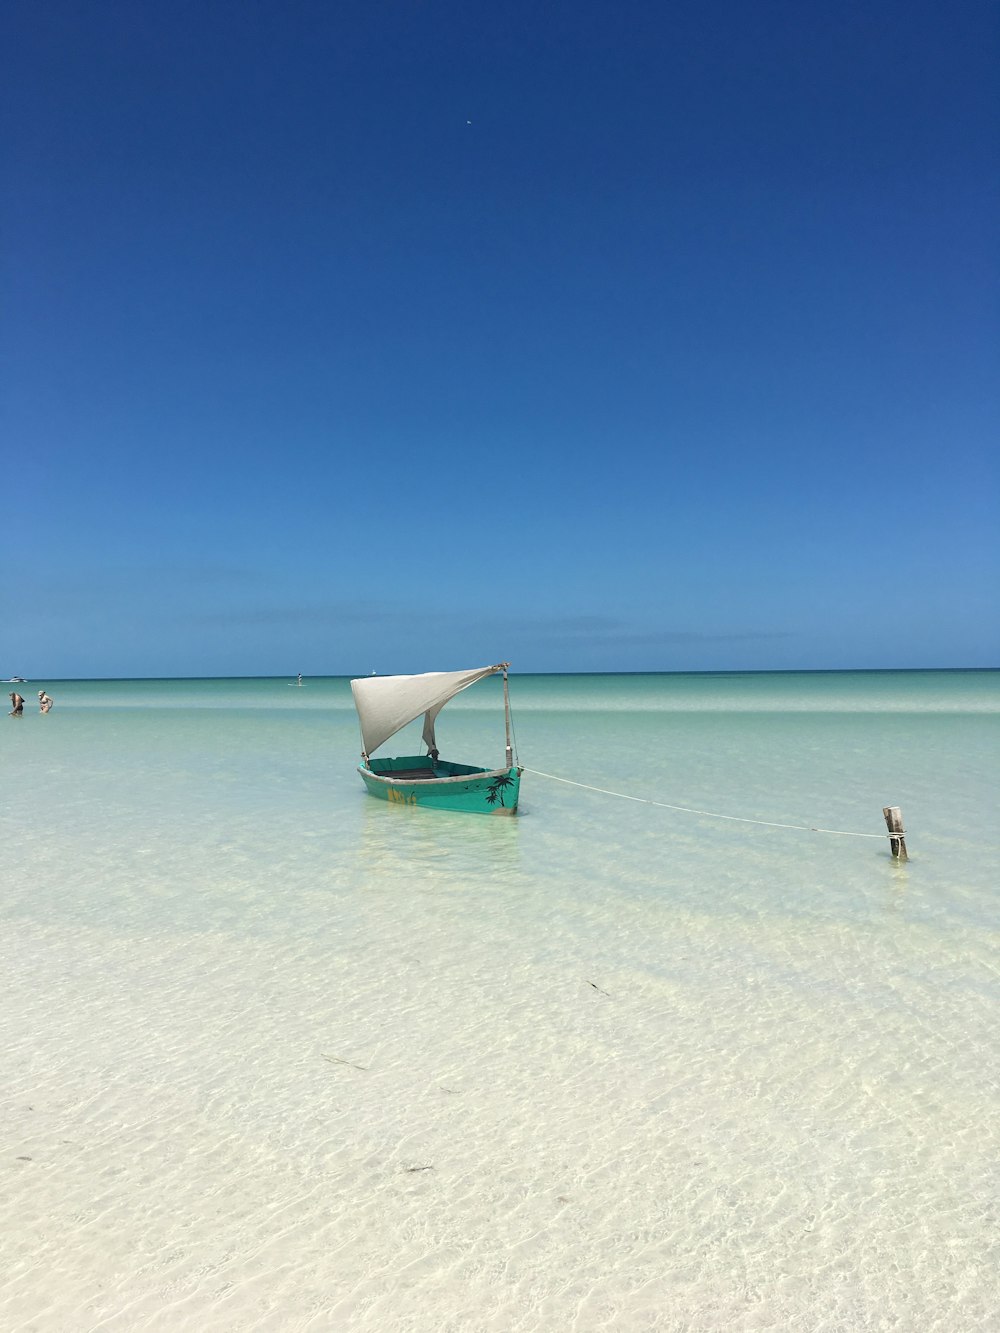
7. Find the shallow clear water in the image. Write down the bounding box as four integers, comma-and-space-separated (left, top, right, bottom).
2, 671, 998, 1331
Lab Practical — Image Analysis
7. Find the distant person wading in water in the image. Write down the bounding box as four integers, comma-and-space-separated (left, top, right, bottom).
38, 691, 53, 713
8, 692, 24, 716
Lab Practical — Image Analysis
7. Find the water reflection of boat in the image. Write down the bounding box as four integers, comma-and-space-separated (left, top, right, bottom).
356, 794, 522, 885
350, 664, 522, 815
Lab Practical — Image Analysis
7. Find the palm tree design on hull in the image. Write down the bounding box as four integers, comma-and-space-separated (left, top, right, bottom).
486, 774, 514, 807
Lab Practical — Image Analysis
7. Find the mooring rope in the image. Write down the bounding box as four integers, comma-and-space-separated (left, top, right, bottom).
522, 767, 897, 840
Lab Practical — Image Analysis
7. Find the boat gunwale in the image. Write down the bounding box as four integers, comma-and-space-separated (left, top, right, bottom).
359, 762, 523, 788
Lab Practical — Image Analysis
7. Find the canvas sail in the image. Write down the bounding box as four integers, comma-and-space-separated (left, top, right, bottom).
350, 665, 505, 757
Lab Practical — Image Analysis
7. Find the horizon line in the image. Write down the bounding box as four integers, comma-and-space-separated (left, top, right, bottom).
13, 666, 999, 683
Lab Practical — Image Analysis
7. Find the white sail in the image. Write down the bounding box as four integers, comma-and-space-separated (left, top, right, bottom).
350, 664, 506, 757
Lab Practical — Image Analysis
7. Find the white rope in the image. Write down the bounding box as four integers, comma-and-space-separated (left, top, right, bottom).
523, 767, 895, 839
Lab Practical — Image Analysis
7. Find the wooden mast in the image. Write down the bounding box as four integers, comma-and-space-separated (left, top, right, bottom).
503, 667, 513, 769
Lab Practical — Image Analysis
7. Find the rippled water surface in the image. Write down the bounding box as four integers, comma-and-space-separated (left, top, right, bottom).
2, 671, 998, 1331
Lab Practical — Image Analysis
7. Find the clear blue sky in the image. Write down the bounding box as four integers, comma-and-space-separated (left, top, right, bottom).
3, 0, 997, 677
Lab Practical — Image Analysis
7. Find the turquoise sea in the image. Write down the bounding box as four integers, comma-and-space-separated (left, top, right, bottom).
3, 670, 998, 1331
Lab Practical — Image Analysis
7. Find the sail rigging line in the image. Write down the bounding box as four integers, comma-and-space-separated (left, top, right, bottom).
522, 767, 897, 840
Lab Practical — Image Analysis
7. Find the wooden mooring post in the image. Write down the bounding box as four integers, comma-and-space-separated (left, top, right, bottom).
883, 806, 908, 860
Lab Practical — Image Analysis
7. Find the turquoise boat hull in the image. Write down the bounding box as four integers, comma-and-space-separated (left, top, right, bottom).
358, 755, 522, 815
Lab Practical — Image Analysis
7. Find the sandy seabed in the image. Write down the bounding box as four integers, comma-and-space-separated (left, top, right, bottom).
4, 889, 998, 1332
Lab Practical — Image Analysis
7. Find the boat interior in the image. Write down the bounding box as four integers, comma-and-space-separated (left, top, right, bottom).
366, 755, 488, 781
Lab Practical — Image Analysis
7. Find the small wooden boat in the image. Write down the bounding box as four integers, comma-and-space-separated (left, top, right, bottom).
350, 663, 522, 815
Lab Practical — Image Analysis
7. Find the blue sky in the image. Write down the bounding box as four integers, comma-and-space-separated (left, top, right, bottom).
3, 0, 997, 677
